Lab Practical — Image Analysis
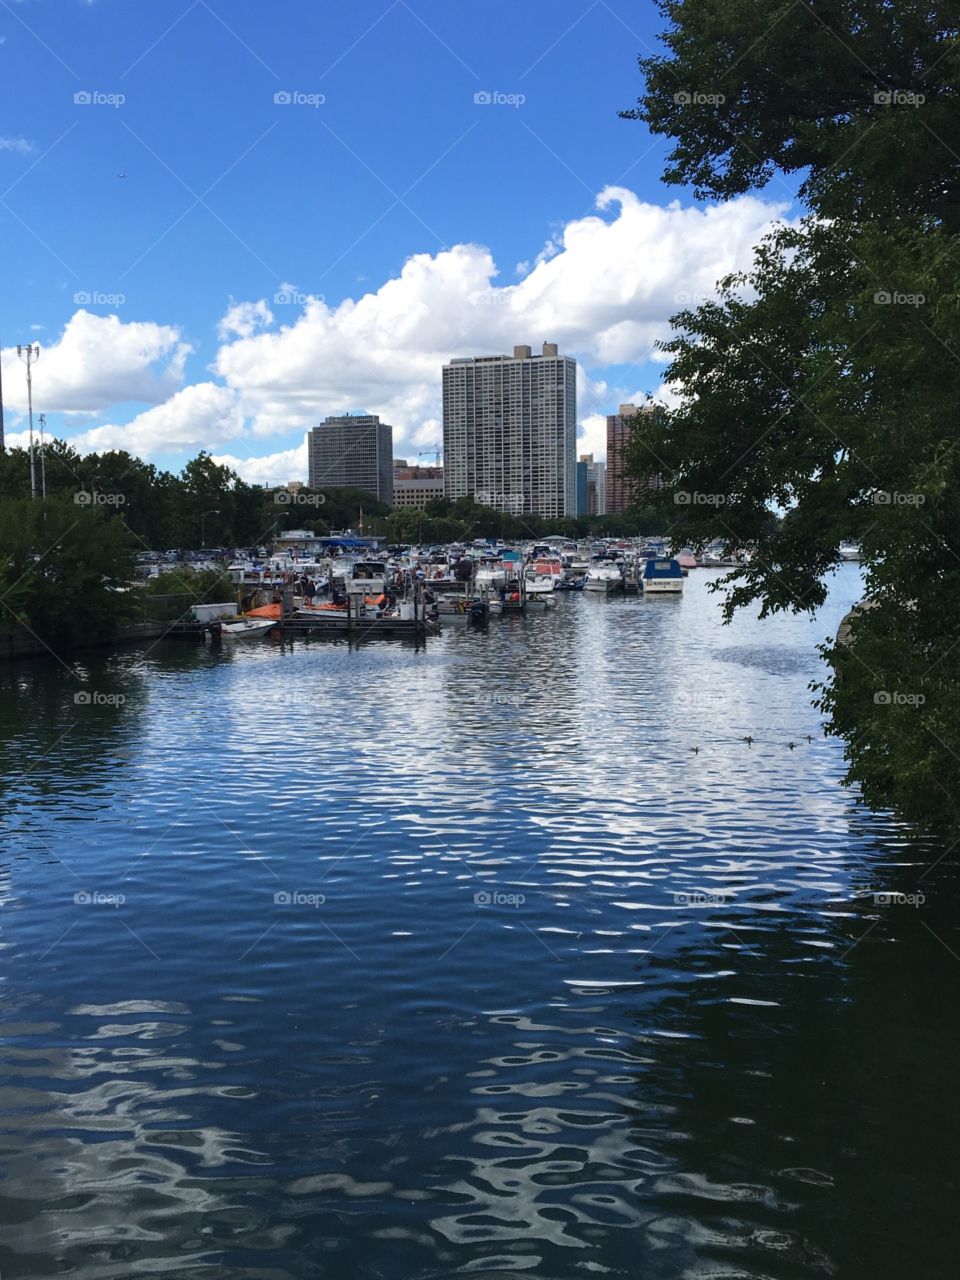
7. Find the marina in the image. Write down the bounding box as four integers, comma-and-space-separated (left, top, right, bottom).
129, 534, 729, 647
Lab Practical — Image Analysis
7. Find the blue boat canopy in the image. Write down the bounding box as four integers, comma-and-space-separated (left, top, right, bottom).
315, 536, 381, 551
643, 558, 683, 579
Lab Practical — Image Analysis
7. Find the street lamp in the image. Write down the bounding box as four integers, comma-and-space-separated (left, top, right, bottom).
201, 508, 219, 547
16, 344, 39, 500
38, 413, 47, 501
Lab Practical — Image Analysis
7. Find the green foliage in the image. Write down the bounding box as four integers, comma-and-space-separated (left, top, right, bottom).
625, 0, 960, 222
0, 495, 137, 650
820, 601, 960, 831
297, 486, 390, 534
622, 1, 960, 830
385, 499, 669, 545
0, 446, 392, 550
142, 568, 238, 622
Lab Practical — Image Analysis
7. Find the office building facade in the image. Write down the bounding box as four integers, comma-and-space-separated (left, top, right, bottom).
307, 414, 393, 504
578, 453, 606, 516
393, 464, 445, 509
442, 343, 577, 518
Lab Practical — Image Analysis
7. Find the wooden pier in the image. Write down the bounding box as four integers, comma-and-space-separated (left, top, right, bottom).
278, 584, 436, 639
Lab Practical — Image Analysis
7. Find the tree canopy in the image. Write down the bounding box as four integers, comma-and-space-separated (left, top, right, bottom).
0, 447, 384, 549
0, 496, 138, 651
622, 0, 960, 831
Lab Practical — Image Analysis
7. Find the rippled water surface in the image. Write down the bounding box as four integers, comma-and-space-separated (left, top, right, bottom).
2, 567, 958, 1279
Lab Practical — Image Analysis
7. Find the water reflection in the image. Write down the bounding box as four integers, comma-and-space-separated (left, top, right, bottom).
0, 568, 955, 1278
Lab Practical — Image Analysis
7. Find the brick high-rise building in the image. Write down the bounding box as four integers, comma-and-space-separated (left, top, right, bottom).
605, 404, 658, 513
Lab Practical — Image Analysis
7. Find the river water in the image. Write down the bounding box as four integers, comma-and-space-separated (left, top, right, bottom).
1, 566, 957, 1279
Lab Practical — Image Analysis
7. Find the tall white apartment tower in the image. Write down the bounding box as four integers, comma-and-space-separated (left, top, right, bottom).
442, 342, 577, 518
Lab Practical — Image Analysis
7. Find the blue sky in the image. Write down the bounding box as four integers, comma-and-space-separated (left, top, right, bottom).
0, 0, 795, 480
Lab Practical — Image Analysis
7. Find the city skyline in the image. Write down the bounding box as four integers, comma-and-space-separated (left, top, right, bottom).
0, 1, 797, 484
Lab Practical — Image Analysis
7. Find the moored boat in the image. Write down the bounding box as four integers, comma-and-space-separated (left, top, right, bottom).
641, 558, 684, 594
218, 617, 279, 639
525, 558, 563, 595
584, 562, 624, 594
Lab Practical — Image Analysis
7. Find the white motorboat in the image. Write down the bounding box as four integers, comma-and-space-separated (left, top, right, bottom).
839, 541, 861, 561
345, 560, 389, 594
434, 596, 489, 623
293, 605, 351, 630
584, 562, 623, 594
641, 558, 684, 594
475, 555, 508, 589
524, 558, 563, 595
218, 617, 278, 639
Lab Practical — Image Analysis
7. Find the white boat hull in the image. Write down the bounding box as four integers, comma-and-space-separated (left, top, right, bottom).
641, 579, 683, 594
219, 619, 278, 638
294, 608, 351, 629
584, 576, 621, 594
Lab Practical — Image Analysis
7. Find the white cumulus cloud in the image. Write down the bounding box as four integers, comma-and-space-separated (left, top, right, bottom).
71, 382, 243, 456
212, 440, 308, 488
210, 187, 788, 461
218, 298, 274, 342
19, 186, 790, 471
0, 311, 191, 415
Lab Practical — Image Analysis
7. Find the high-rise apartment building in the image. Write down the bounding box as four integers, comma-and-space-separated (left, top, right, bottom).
594, 458, 606, 515
605, 403, 658, 513
307, 414, 393, 504
442, 343, 577, 518
578, 453, 606, 516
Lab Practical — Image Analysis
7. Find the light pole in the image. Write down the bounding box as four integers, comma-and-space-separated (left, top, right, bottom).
201, 508, 219, 547
16, 344, 39, 499
37, 412, 47, 500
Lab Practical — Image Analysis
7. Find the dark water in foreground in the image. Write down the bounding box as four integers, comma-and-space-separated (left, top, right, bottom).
1, 566, 958, 1279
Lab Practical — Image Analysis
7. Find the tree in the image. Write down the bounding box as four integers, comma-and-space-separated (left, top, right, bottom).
0, 496, 137, 650
624, 0, 960, 223
178, 453, 239, 546
622, 1, 960, 831
143, 567, 237, 621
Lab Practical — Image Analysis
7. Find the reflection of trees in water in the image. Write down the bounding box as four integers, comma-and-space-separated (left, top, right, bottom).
423, 819, 958, 1279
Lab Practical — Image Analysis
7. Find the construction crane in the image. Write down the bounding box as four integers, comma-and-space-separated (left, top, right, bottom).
417, 443, 443, 466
